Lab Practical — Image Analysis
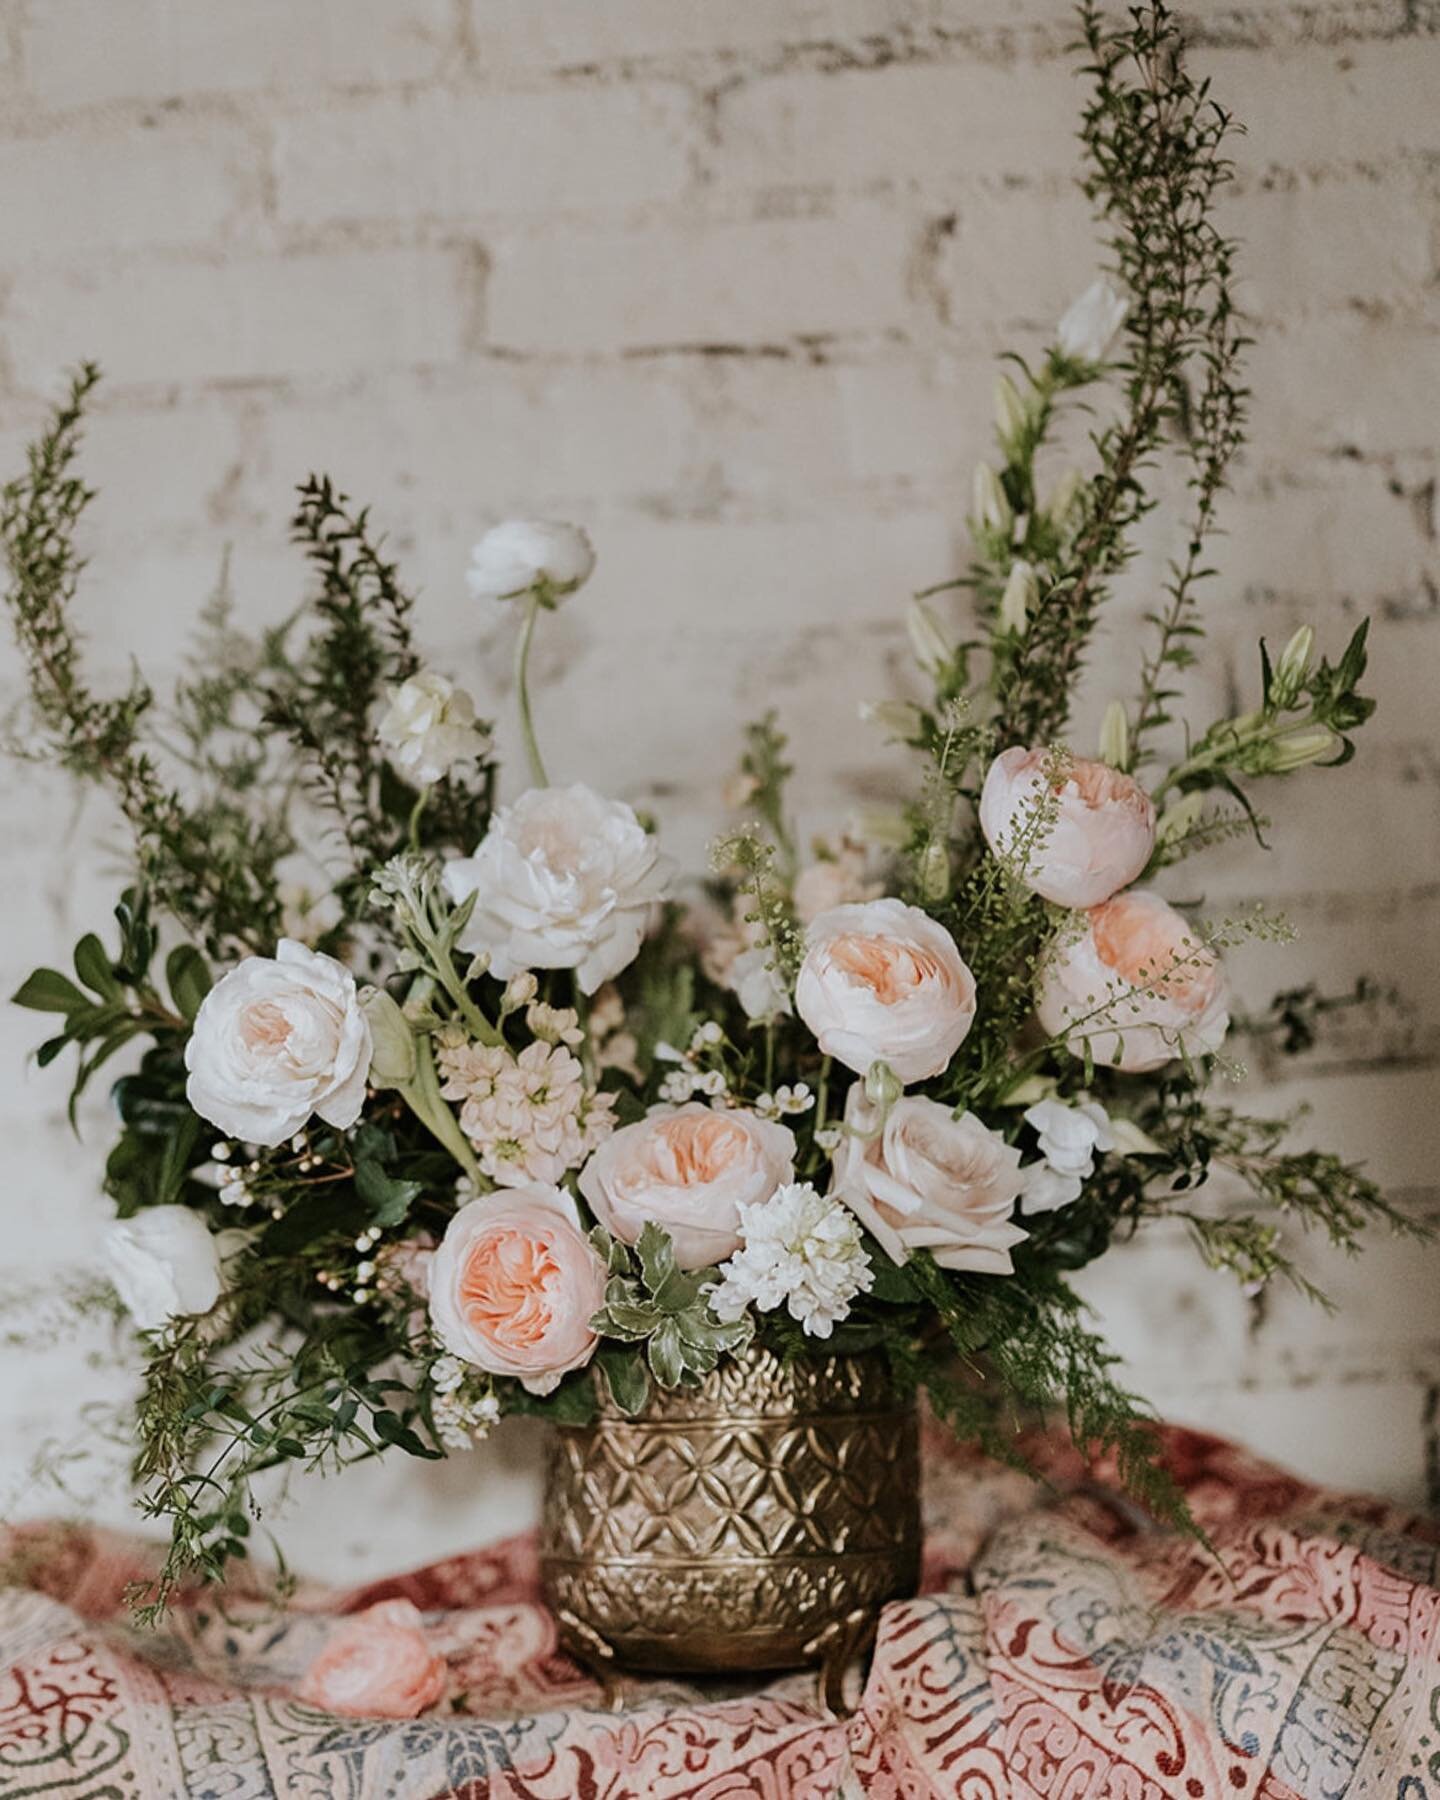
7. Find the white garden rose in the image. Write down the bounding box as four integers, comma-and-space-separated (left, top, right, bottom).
104, 1206, 223, 1330
833, 1089, 1028, 1274
1057, 278, 1128, 362
377, 671, 488, 787
184, 940, 373, 1147
1019, 1096, 1116, 1214
795, 898, 976, 1084
466, 520, 595, 602
979, 746, 1156, 909
1036, 889, 1230, 1073
443, 783, 674, 994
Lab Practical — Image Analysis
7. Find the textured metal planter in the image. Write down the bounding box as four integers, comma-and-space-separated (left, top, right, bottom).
539, 1345, 921, 1691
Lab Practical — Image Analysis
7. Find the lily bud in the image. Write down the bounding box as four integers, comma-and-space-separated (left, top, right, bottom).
864, 1059, 904, 1114
917, 839, 951, 903
993, 373, 1029, 451
1097, 700, 1130, 770
1271, 625, 1315, 708
1156, 791, 1205, 847
859, 699, 924, 740
1045, 468, 1084, 531
906, 598, 951, 676
363, 989, 417, 1089
998, 559, 1038, 636
971, 462, 1012, 536
1268, 725, 1341, 773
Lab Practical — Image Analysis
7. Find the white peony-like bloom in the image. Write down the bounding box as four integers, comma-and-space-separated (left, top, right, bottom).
728, 946, 793, 1021
104, 1206, 223, 1330
709, 1181, 873, 1339
377, 671, 488, 787
466, 520, 596, 602
795, 898, 976, 1084
184, 940, 372, 1147
979, 746, 1156, 910
1057, 278, 1128, 363
1019, 1097, 1116, 1214
1036, 889, 1230, 1073
833, 1088, 1028, 1275
443, 784, 674, 994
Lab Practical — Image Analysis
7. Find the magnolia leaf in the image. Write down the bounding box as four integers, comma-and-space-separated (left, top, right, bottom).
165, 945, 212, 1022
73, 933, 120, 1000
12, 967, 87, 1014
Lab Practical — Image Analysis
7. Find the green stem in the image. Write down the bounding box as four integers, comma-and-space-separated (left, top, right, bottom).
399, 1035, 487, 1187
514, 590, 549, 788
407, 787, 429, 853
421, 936, 503, 1047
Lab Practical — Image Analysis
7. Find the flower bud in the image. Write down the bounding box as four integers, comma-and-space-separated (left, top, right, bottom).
998, 559, 1038, 636
1045, 468, 1085, 531
863, 1059, 904, 1113
859, 699, 924, 740
971, 462, 1012, 536
364, 989, 418, 1089
993, 373, 1029, 451
917, 839, 951, 903
906, 598, 951, 677
501, 970, 539, 1013
1097, 700, 1129, 770
1271, 625, 1315, 708
1156, 791, 1205, 847
1268, 725, 1340, 773
848, 806, 911, 848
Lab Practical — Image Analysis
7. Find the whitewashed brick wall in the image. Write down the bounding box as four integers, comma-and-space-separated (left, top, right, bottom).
0, 0, 1436, 1581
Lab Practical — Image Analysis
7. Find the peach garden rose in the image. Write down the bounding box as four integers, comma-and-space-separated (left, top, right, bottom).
832, 1088, 1028, 1274
298, 1599, 447, 1719
578, 1101, 796, 1270
979, 746, 1156, 910
794, 898, 976, 1084
1037, 888, 1230, 1073
428, 1185, 607, 1395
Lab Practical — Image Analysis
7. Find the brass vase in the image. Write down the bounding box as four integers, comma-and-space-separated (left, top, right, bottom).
539, 1345, 920, 1697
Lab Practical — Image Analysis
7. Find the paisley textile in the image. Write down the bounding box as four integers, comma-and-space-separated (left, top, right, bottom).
1, 1425, 1436, 1797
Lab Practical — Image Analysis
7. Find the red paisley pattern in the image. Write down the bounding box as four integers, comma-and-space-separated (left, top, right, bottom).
0, 1425, 1436, 1798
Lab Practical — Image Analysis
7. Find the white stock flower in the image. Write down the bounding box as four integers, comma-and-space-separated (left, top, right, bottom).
466, 520, 596, 602
377, 671, 488, 787
184, 940, 372, 1147
104, 1206, 223, 1330
1019, 1097, 1116, 1214
443, 784, 674, 994
1057, 279, 1128, 363
709, 1182, 872, 1340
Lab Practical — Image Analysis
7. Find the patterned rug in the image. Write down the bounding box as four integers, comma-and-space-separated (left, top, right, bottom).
1, 1424, 1436, 1797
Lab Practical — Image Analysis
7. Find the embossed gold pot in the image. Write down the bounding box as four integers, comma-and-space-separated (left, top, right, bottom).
539, 1345, 921, 1684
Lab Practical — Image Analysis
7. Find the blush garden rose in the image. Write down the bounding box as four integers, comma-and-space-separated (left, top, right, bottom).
579, 1102, 796, 1270
298, 1600, 447, 1719
1037, 889, 1231, 1072
427, 1185, 608, 1395
184, 940, 372, 1147
795, 898, 976, 1083
979, 747, 1157, 909
444, 783, 674, 994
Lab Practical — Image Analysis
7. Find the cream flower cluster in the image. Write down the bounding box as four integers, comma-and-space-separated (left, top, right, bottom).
710, 1182, 873, 1339
437, 1034, 616, 1187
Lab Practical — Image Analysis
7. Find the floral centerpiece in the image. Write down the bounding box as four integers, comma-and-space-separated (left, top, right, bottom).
2, 0, 1409, 1638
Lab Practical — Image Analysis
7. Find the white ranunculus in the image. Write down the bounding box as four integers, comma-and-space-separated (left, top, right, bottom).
794, 898, 976, 1084
466, 520, 595, 602
105, 1206, 223, 1330
443, 783, 674, 995
1019, 1096, 1116, 1214
1056, 279, 1128, 363
377, 671, 488, 787
184, 940, 373, 1147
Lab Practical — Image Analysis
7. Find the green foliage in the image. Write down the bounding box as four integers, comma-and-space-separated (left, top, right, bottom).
590, 1223, 754, 1387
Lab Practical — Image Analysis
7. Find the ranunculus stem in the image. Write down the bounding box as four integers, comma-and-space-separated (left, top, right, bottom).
515, 589, 550, 788
398, 1034, 486, 1187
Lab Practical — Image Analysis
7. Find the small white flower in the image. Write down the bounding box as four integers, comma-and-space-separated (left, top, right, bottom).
1019, 1096, 1116, 1215
377, 670, 488, 787
659, 1069, 699, 1104
105, 1207, 223, 1331
695, 1068, 729, 1097
1057, 278, 1128, 363
710, 1181, 873, 1340
466, 520, 596, 602
728, 946, 793, 1022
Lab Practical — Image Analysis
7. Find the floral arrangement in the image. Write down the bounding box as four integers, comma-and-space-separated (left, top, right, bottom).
2, 0, 1410, 1618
